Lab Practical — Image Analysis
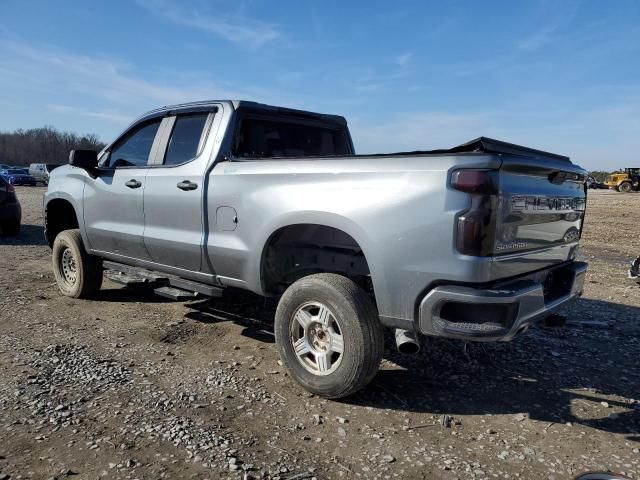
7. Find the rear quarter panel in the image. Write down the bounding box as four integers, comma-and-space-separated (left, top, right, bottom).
206, 154, 501, 322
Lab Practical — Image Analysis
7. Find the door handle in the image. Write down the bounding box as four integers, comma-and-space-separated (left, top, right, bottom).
125, 179, 142, 189
177, 180, 198, 191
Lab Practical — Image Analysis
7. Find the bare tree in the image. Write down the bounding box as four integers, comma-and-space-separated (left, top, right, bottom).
0, 126, 107, 166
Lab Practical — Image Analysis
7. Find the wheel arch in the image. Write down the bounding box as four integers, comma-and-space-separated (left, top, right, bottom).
44, 196, 82, 248
256, 213, 385, 310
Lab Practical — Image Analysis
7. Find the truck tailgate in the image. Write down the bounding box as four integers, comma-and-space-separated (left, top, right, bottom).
495, 157, 586, 256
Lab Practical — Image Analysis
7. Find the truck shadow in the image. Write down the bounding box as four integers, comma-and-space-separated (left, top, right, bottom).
185, 291, 277, 344
0, 224, 47, 246
186, 292, 640, 442
349, 298, 640, 442
93, 286, 176, 303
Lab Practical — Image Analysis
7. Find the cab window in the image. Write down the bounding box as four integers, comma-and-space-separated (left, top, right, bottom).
106, 119, 162, 168
233, 116, 351, 158
163, 114, 209, 166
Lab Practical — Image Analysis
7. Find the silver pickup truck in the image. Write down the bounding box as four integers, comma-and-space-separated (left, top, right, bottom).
44, 100, 588, 398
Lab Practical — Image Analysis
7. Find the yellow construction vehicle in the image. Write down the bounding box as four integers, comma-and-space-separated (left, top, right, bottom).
605, 167, 640, 192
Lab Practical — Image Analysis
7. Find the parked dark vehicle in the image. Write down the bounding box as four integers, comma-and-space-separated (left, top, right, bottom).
29, 163, 61, 185
0, 168, 37, 186
586, 176, 607, 189
0, 175, 21, 235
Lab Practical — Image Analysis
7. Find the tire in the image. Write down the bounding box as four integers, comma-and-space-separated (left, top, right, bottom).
52, 229, 103, 298
1, 219, 20, 236
274, 273, 384, 399
619, 182, 632, 193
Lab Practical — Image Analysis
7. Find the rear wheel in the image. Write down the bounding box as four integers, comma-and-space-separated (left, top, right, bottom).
52, 229, 103, 298
619, 182, 632, 193
274, 273, 383, 399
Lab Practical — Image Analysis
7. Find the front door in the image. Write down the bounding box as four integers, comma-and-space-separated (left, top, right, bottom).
83, 118, 163, 260
142, 112, 214, 272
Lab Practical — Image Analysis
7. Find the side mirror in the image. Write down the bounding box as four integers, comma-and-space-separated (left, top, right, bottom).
69, 149, 98, 170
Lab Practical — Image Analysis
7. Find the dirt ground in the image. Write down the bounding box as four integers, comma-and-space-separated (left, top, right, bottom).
0, 187, 638, 480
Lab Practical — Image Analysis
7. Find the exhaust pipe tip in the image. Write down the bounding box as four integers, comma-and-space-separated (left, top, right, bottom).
395, 329, 420, 355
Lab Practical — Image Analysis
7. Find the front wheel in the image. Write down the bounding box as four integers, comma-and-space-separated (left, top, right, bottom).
619, 182, 633, 193
274, 273, 384, 399
52, 229, 103, 298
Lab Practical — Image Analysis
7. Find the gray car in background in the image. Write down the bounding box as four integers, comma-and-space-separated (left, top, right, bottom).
29, 163, 61, 185
44, 100, 588, 398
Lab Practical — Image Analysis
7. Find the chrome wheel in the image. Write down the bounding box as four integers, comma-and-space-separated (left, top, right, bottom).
290, 301, 344, 376
60, 247, 77, 284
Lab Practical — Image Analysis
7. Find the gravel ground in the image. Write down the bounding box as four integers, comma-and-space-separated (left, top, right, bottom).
0, 187, 638, 480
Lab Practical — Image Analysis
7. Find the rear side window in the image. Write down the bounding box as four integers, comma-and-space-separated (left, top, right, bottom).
233, 117, 351, 158
164, 114, 209, 166
107, 119, 162, 168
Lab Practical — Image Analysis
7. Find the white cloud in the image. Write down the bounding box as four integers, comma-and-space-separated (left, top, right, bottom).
348, 96, 640, 172
0, 40, 238, 108
395, 52, 413, 67
46, 104, 132, 125
0, 38, 278, 110
349, 111, 494, 154
517, 24, 559, 51
0, 38, 297, 139
135, 0, 280, 48
516, 2, 577, 52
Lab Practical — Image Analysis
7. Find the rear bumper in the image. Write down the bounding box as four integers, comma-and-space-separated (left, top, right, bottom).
418, 261, 587, 341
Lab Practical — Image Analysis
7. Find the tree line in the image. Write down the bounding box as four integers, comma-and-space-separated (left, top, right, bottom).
588, 171, 613, 182
0, 126, 106, 167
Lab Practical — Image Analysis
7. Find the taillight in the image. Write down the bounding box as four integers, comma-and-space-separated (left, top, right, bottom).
450, 169, 497, 194
451, 169, 498, 256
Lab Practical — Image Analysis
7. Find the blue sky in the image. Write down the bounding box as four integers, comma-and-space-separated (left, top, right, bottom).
1, 0, 639, 171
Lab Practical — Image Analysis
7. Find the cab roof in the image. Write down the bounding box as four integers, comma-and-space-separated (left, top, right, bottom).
136, 100, 347, 126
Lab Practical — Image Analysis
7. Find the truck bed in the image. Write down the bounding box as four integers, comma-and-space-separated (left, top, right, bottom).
232, 137, 572, 164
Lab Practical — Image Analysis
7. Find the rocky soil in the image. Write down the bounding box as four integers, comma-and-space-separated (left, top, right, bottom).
0, 187, 638, 480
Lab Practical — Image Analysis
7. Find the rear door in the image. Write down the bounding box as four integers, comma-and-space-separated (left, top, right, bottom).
83, 118, 163, 260
142, 111, 215, 272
